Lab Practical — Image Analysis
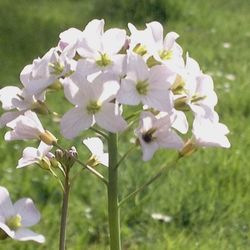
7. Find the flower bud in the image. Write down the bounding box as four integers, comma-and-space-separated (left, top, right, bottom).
55, 149, 64, 161
174, 96, 190, 111
65, 146, 78, 168
39, 130, 57, 145
38, 157, 51, 170
48, 80, 63, 91
31, 100, 49, 115
47, 152, 60, 168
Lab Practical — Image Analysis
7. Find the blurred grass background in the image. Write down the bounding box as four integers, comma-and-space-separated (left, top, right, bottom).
0, 0, 250, 249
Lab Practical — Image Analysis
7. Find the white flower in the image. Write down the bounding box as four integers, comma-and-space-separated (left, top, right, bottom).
20, 47, 72, 95
192, 116, 230, 148
0, 86, 46, 128
128, 21, 184, 69
4, 111, 56, 145
117, 53, 175, 112
135, 111, 184, 161
83, 137, 108, 167
0, 186, 45, 243
17, 141, 53, 168
76, 19, 126, 75
173, 54, 218, 121
5, 111, 45, 141
61, 73, 127, 139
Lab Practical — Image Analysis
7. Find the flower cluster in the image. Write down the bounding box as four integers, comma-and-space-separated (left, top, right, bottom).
0, 19, 231, 246
0, 19, 230, 162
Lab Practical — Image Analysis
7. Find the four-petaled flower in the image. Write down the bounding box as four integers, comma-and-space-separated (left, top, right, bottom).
0, 186, 45, 243
61, 73, 127, 138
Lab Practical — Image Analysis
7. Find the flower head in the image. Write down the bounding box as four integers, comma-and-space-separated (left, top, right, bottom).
0, 186, 45, 243
61, 73, 127, 139
5, 111, 57, 145
17, 141, 53, 169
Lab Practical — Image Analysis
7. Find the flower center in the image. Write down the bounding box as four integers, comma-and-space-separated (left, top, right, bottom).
49, 61, 64, 75
86, 101, 101, 114
96, 53, 112, 67
142, 128, 156, 143
159, 49, 172, 60
171, 76, 186, 95
136, 80, 149, 95
6, 214, 22, 230
133, 44, 147, 56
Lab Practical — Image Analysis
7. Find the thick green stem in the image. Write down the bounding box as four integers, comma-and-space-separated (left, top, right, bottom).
107, 133, 121, 250
59, 167, 70, 250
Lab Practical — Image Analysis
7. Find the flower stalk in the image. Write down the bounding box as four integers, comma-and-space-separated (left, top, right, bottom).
107, 132, 121, 250
59, 164, 70, 250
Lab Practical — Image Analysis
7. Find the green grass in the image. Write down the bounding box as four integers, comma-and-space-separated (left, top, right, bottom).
0, 0, 250, 249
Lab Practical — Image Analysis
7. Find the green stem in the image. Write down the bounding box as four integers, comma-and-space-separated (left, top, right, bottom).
59, 166, 70, 250
119, 155, 180, 207
107, 133, 121, 250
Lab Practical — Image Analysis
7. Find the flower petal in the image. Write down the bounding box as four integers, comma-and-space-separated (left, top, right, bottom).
17, 147, 39, 168
13, 198, 41, 227
13, 228, 45, 243
102, 28, 126, 55
60, 107, 93, 139
0, 86, 21, 110
0, 187, 14, 219
95, 103, 127, 132
116, 79, 140, 105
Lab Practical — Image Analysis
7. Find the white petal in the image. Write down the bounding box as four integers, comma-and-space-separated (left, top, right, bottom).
157, 129, 184, 149
127, 53, 149, 81
83, 137, 104, 156
146, 21, 163, 45
84, 19, 104, 37
37, 141, 53, 157
0, 187, 14, 219
0, 86, 21, 110
94, 73, 120, 103
163, 32, 179, 50
141, 140, 159, 161
60, 107, 93, 139
13, 228, 45, 243
17, 147, 39, 168
0, 111, 22, 128
59, 27, 83, 46
116, 79, 140, 105
102, 28, 126, 55
171, 111, 188, 134
95, 103, 127, 132
13, 198, 41, 227
99, 153, 109, 167
0, 222, 15, 238
143, 89, 173, 112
